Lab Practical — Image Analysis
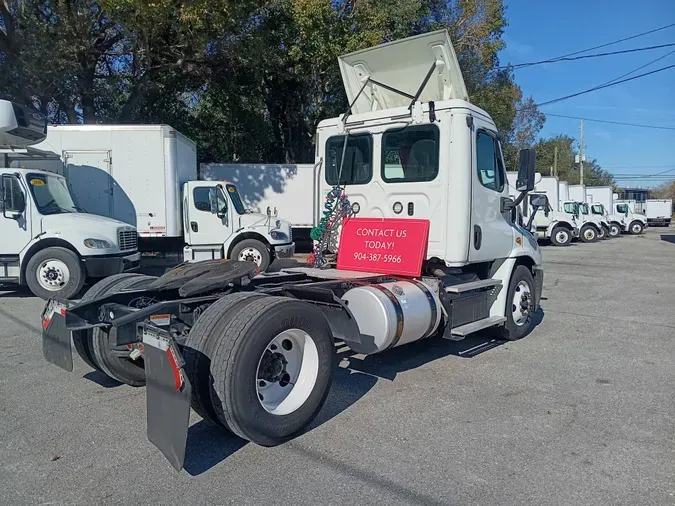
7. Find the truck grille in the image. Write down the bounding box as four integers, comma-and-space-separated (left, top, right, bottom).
118, 229, 138, 251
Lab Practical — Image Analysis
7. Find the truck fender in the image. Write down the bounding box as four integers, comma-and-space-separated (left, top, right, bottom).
19, 237, 82, 285
546, 220, 572, 237
489, 256, 541, 320
225, 231, 271, 259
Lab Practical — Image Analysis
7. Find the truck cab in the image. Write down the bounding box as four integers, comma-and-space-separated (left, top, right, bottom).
562, 200, 606, 242
525, 194, 579, 246
0, 101, 140, 299
590, 203, 623, 237
613, 200, 647, 234
182, 180, 295, 270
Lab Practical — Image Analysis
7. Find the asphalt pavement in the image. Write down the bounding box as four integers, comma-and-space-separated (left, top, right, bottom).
1, 227, 674, 505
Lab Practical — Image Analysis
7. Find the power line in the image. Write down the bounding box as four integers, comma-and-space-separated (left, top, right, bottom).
535, 64, 675, 107
543, 112, 675, 131
604, 165, 675, 169
507, 22, 675, 70
598, 47, 675, 86
501, 43, 675, 70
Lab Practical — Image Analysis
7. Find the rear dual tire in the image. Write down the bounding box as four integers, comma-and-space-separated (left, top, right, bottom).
184, 296, 335, 446
72, 273, 156, 386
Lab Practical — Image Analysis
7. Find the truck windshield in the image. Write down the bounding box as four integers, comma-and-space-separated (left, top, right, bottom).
563, 202, 577, 214
226, 184, 246, 214
26, 173, 78, 215
591, 204, 605, 215
579, 203, 589, 215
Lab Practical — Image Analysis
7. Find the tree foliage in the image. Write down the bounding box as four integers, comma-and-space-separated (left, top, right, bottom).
0, 0, 551, 166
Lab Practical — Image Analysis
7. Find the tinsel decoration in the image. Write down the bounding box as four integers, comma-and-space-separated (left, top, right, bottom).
307, 185, 352, 268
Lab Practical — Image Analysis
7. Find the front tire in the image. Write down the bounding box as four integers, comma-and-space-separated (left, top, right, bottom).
609, 223, 621, 237
208, 296, 335, 446
496, 265, 536, 341
597, 226, 607, 240
25, 247, 85, 300
231, 239, 271, 272
550, 226, 572, 246
629, 221, 644, 235
580, 225, 598, 243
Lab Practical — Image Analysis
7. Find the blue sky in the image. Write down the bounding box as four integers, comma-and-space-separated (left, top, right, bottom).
500, 1, 675, 188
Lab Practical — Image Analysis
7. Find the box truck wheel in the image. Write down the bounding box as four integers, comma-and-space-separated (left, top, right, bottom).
25, 247, 85, 300
231, 239, 271, 271
579, 225, 598, 243
609, 223, 621, 237
629, 221, 644, 235
495, 265, 536, 341
550, 226, 572, 246
71, 273, 156, 385
597, 226, 607, 240
183, 292, 267, 424
208, 296, 334, 446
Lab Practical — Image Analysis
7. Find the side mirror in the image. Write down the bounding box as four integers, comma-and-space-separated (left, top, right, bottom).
516, 148, 536, 192
208, 187, 226, 218
530, 194, 549, 208
2, 174, 26, 220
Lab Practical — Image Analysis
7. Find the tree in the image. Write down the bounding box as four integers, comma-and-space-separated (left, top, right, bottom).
651, 181, 675, 201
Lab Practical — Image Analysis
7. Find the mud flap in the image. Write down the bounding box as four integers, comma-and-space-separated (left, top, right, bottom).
41, 299, 73, 372
142, 325, 192, 471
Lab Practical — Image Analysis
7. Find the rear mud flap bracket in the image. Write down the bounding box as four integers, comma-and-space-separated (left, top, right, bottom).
142, 324, 192, 471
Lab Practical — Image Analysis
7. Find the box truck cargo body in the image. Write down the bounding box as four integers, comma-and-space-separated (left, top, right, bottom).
31, 125, 198, 241
200, 163, 319, 235
644, 199, 672, 226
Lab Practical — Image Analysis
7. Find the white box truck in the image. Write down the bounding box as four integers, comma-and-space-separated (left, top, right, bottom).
30, 125, 295, 271
0, 101, 140, 300
585, 186, 623, 237
42, 30, 545, 471
567, 184, 609, 241
612, 199, 647, 234
200, 162, 320, 237
644, 199, 672, 226
508, 173, 578, 246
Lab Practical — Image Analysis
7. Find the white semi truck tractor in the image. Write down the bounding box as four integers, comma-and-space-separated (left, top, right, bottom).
0, 100, 140, 300
40, 30, 545, 471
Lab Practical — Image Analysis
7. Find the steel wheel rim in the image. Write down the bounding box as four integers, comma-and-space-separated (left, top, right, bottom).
632, 224, 641, 233
556, 230, 568, 243
37, 259, 70, 291
584, 228, 595, 240
238, 247, 263, 266
256, 328, 319, 415
511, 280, 532, 326
610, 225, 620, 236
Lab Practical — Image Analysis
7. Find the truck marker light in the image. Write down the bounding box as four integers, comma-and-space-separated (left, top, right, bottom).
165, 346, 185, 392
516, 237, 522, 245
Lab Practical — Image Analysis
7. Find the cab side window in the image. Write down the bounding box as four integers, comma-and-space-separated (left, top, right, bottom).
381, 124, 440, 183
476, 131, 505, 191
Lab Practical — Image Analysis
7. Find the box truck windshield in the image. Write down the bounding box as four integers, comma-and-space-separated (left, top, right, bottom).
226, 184, 247, 214
591, 204, 604, 216
26, 173, 79, 215
563, 202, 577, 214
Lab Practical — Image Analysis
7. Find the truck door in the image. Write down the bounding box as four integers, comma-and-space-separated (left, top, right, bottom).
0, 174, 32, 279
184, 183, 233, 246
64, 150, 113, 218
469, 124, 514, 262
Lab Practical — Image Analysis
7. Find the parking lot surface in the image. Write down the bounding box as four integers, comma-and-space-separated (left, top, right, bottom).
1, 227, 674, 506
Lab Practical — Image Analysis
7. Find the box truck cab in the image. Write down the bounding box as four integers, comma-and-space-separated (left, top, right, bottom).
0, 101, 139, 300
613, 200, 647, 234
586, 186, 623, 237
181, 179, 295, 267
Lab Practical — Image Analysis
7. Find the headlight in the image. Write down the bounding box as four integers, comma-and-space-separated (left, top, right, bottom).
84, 238, 113, 249
270, 231, 288, 241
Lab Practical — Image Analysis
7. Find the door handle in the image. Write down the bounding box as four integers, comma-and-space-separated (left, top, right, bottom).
407, 202, 414, 216
473, 225, 482, 250
190, 221, 198, 232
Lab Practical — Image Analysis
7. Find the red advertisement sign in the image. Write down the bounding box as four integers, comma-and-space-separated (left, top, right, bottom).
336, 218, 430, 276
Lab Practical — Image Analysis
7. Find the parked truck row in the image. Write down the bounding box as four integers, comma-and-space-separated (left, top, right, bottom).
506, 172, 648, 246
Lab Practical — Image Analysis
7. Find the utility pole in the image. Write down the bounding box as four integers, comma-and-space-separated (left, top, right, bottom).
579, 120, 584, 185
553, 146, 558, 177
